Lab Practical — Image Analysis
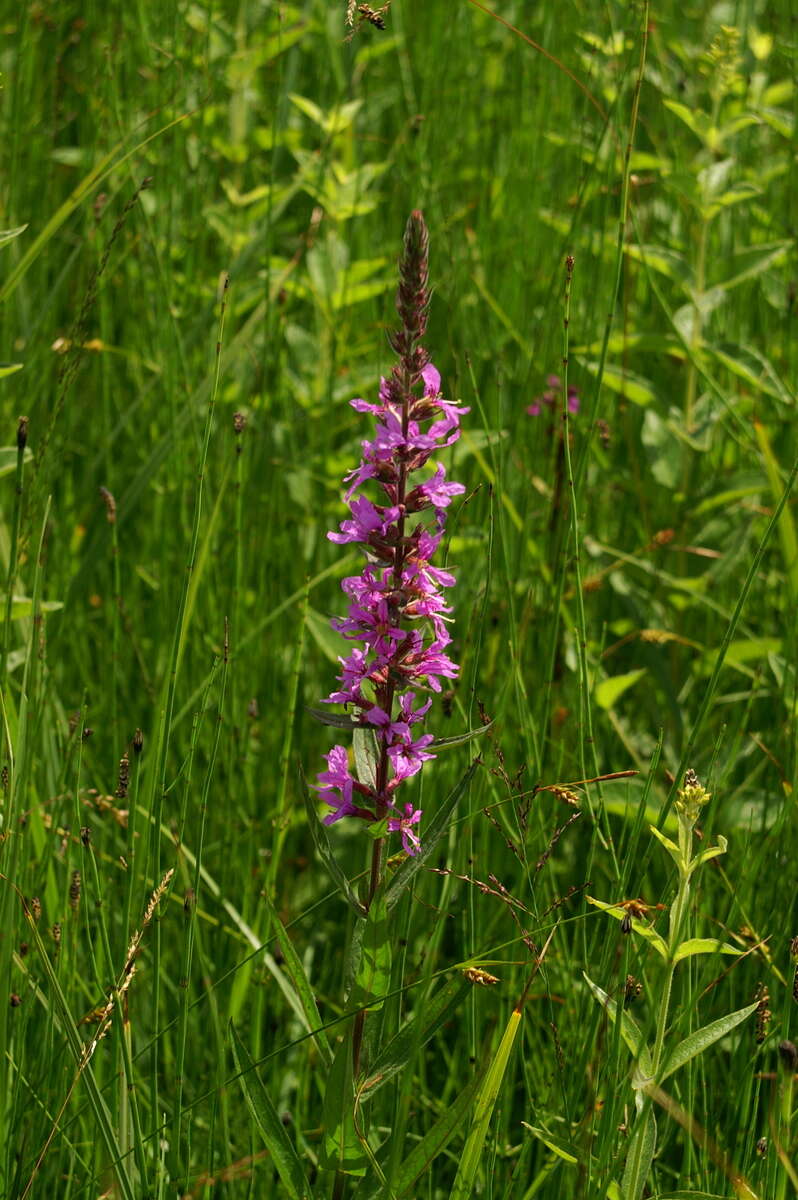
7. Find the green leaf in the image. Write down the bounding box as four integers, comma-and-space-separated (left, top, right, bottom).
302, 773, 367, 917
671, 938, 743, 964
321, 1027, 369, 1177
659, 1001, 759, 1084
384, 759, 479, 912
624, 244, 693, 289
0, 224, 28, 249
359, 976, 471, 1101
582, 974, 653, 1079
351, 891, 391, 1015
652, 1192, 731, 1198
0, 446, 33, 478
353, 725, 379, 791
229, 1022, 313, 1199
523, 1124, 581, 1165
0, 595, 64, 619
648, 824, 681, 867
0, 363, 23, 379
429, 720, 493, 750
621, 1109, 656, 1200
306, 707, 364, 730
395, 1063, 486, 1196
594, 669, 647, 711
580, 360, 657, 406
688, 836, 728, 872
706, 341, 792, 403
715, 240, 791, 291
663, 99, 713, 143
585, 899, 668, 960
449, 1007, 523, 1199
261, 892, 333, 1068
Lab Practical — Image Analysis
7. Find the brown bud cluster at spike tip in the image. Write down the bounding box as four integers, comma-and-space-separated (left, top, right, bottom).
69, 870, 82, 911
778, 1039, 798, 1072
388, 210, 431, 374
755, 983, 771, 1044
133, 728, 144, 755
17, 415, 29, 451
99, 486, 117, 523
116, 753, 130, 800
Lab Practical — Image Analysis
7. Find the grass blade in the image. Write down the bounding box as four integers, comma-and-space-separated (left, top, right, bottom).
229, 1021, 313, 1199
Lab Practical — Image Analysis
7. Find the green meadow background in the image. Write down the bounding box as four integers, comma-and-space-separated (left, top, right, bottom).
1, 0, 796, 1196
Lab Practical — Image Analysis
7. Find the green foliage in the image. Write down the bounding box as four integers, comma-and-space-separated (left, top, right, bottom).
0, 0, 796, 1196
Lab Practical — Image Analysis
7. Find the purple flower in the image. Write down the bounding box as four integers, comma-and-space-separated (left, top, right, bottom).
387, 802, 423, 855
526, 374, 580, 418
315, 211, 464, 857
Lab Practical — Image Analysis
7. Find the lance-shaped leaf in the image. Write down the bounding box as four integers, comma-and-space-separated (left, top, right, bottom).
261, 891, 332, 1067
385, 759, 479, 912
621, 1109, 657, 1200
583, 974, 653, 1079
306, 706, 366, 730
672, 938, 742, 963
449, 1005, 523, 1199
353, 724, 379, 791
393, 1062, 486, 1197
522, 1124, 582, 1166
586, 896, 668, 959
359, 975, 471, 1101
320, 1026, 369, 1177
659, 1001, 758, 1084
350, 891, 391, 1016
229, 1021, 313, 1200
429, 719, 493, 751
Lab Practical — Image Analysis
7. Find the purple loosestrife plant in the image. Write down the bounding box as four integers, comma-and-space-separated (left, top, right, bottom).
316, 211, 467, 862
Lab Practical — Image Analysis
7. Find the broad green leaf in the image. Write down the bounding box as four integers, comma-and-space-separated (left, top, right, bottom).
624, 244, 693, 289
621, 1109, 656, 1200
663, 100, 712, 143
671, 938, 742, 964
0, 224, 28, 249
522, 1125, 581, 1165
353, 725, 379, 791
659, 1001, 759, 1084
715, 240, 791, 291
586, 899, 668, 960
594, 669, 647, 711
582, 974, 653, 1079
688, 836, 728, 873
0, 595, 64, 619
449, 1007, 522, 1199
289, 93, 362, 135
395, 1063, 486, 1196
384, 759, 479, 911
261, 892, 333, 1067
351, 891, 391, 1015
321, 1028, 369, 1177
359, 976, 471, 1101
0, 446, 33, 478
302, 775, 367, 917
707, 341, 791, 403
229, 1022, 313, 1199
0, 363, 23, 379
580, 360, 657, 406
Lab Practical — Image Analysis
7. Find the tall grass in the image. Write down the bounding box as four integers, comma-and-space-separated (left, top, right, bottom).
0, 0, 796, 1196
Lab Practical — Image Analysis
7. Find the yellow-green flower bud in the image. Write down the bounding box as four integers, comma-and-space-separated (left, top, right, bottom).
675, 768, 711, 824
